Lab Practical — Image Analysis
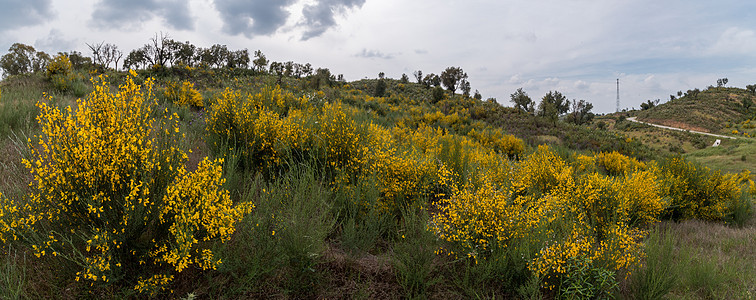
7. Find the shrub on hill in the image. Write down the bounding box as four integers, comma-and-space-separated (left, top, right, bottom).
0, 71, 250, 295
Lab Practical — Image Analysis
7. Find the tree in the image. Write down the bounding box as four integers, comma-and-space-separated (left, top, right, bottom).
301, 63, 313, 77
537, 91, 569, 124
565, 99, 595, 125
400, 73, 409, 84
685, 88, 701, 99
640, 99, 660, 110
747, 84, 756, 95
227, 49, 249, 69
374, 78, 387, 97
66, 51, 92, 70
413, 70, 423, 83
717, 78, 728, 87
378, 72, 385, 79
171, 41, 197, 67
284, 61, 294, 77
309, 68, 334, 89
86, 42, 106, 69
423, 73, 440, 88
109, 45, 124, 70
123, 49, 147, 70
440, 66, 467, 93
252, 50, 268, 72
538, 100, 559, 124
269, 61, 284, 76
0, 43, 49, 77
460, 79, 471, 97
139, 32, 173, 68
88, 43, 122, 70
473, 90, 482, 100
539, 91, 569, 115
510, 88, 534, 113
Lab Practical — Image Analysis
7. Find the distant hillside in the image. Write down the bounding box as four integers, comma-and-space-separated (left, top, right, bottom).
636, 86, 756, 135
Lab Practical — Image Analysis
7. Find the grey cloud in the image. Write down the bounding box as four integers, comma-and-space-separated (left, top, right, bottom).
355, 49, 393, 59
213, 0, 297, 37
35, 29, 78, 53
0, 0, 53, 31
300, 0, 366, 40
90, 0, 194, 31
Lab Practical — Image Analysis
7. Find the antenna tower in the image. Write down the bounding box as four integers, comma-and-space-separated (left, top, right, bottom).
616, 78, 620, 113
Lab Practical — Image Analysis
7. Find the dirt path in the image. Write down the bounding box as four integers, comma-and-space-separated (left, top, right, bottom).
626, 117, 737, 140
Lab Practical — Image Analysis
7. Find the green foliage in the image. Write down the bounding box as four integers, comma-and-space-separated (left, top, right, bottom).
636, 86, 756, 134
538, 91, 569, 119
511, 87, 534, 114
373, 78, 387, 97
558, 256, 619, 300
0, 43, 50, 78
431, 86, 445, 102
565, 99, 594, 125
1, 47, 753, 298
217, 165, 334, 297
440, 66, 467, 94
0, 247, 26, 300
627, 227, 677, 300
392, 206, 439, 299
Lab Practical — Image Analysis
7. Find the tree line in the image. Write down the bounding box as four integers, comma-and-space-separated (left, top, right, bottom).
509, 88, 595, 125
0, 33, 340, 83
1, 34, 596, 126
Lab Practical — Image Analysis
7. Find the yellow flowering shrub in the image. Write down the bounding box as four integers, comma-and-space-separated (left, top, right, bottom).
595, 151, 646, 175
164, 80, 204, 108
206, 86, 313, 173
434, 145, 664, 293
659, 157, 741, 220
573, 154, 597, 173
0, 71, 245, 294
46, 53, 72, 78
512, 145, 573, 196
317, 101, 367, 174
467, 128, 525, 159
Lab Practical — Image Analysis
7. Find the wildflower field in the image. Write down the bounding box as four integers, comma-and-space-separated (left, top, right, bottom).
0, 66, 753, 299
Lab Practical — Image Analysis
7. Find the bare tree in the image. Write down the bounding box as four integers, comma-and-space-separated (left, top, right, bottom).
103, 44, 122, 70
86, 41, 106, 68
143, 32, 172, 67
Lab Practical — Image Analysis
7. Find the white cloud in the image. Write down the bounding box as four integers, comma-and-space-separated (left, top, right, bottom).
708, 27, 756, 56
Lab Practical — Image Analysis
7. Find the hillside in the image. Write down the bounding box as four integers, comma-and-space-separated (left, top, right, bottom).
635, 86, 756, 136
0, 67, 753, 299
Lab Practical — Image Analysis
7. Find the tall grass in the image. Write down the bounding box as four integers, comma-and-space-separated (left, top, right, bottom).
0, 247, 26, 300
216, 162, 335, 297
392, 205, 440, 299
626, 227, 677, 299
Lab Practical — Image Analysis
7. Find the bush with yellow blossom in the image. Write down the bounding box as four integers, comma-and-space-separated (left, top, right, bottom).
0, 71, 248, 295
659, 156, 741, 221
434, 145, 665, 294
164, 80, 204, 108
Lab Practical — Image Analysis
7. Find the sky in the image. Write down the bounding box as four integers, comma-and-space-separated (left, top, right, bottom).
1, 0, 755, 113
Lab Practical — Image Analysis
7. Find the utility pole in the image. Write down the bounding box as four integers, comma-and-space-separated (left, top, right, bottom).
616, 78, 620, 113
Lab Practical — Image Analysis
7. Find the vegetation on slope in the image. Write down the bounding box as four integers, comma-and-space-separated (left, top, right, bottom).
0, 40, 753, 299
635, 85, 756, 136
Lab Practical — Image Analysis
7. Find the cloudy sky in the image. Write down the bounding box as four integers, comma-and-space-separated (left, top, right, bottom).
2, 0, 755, 113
